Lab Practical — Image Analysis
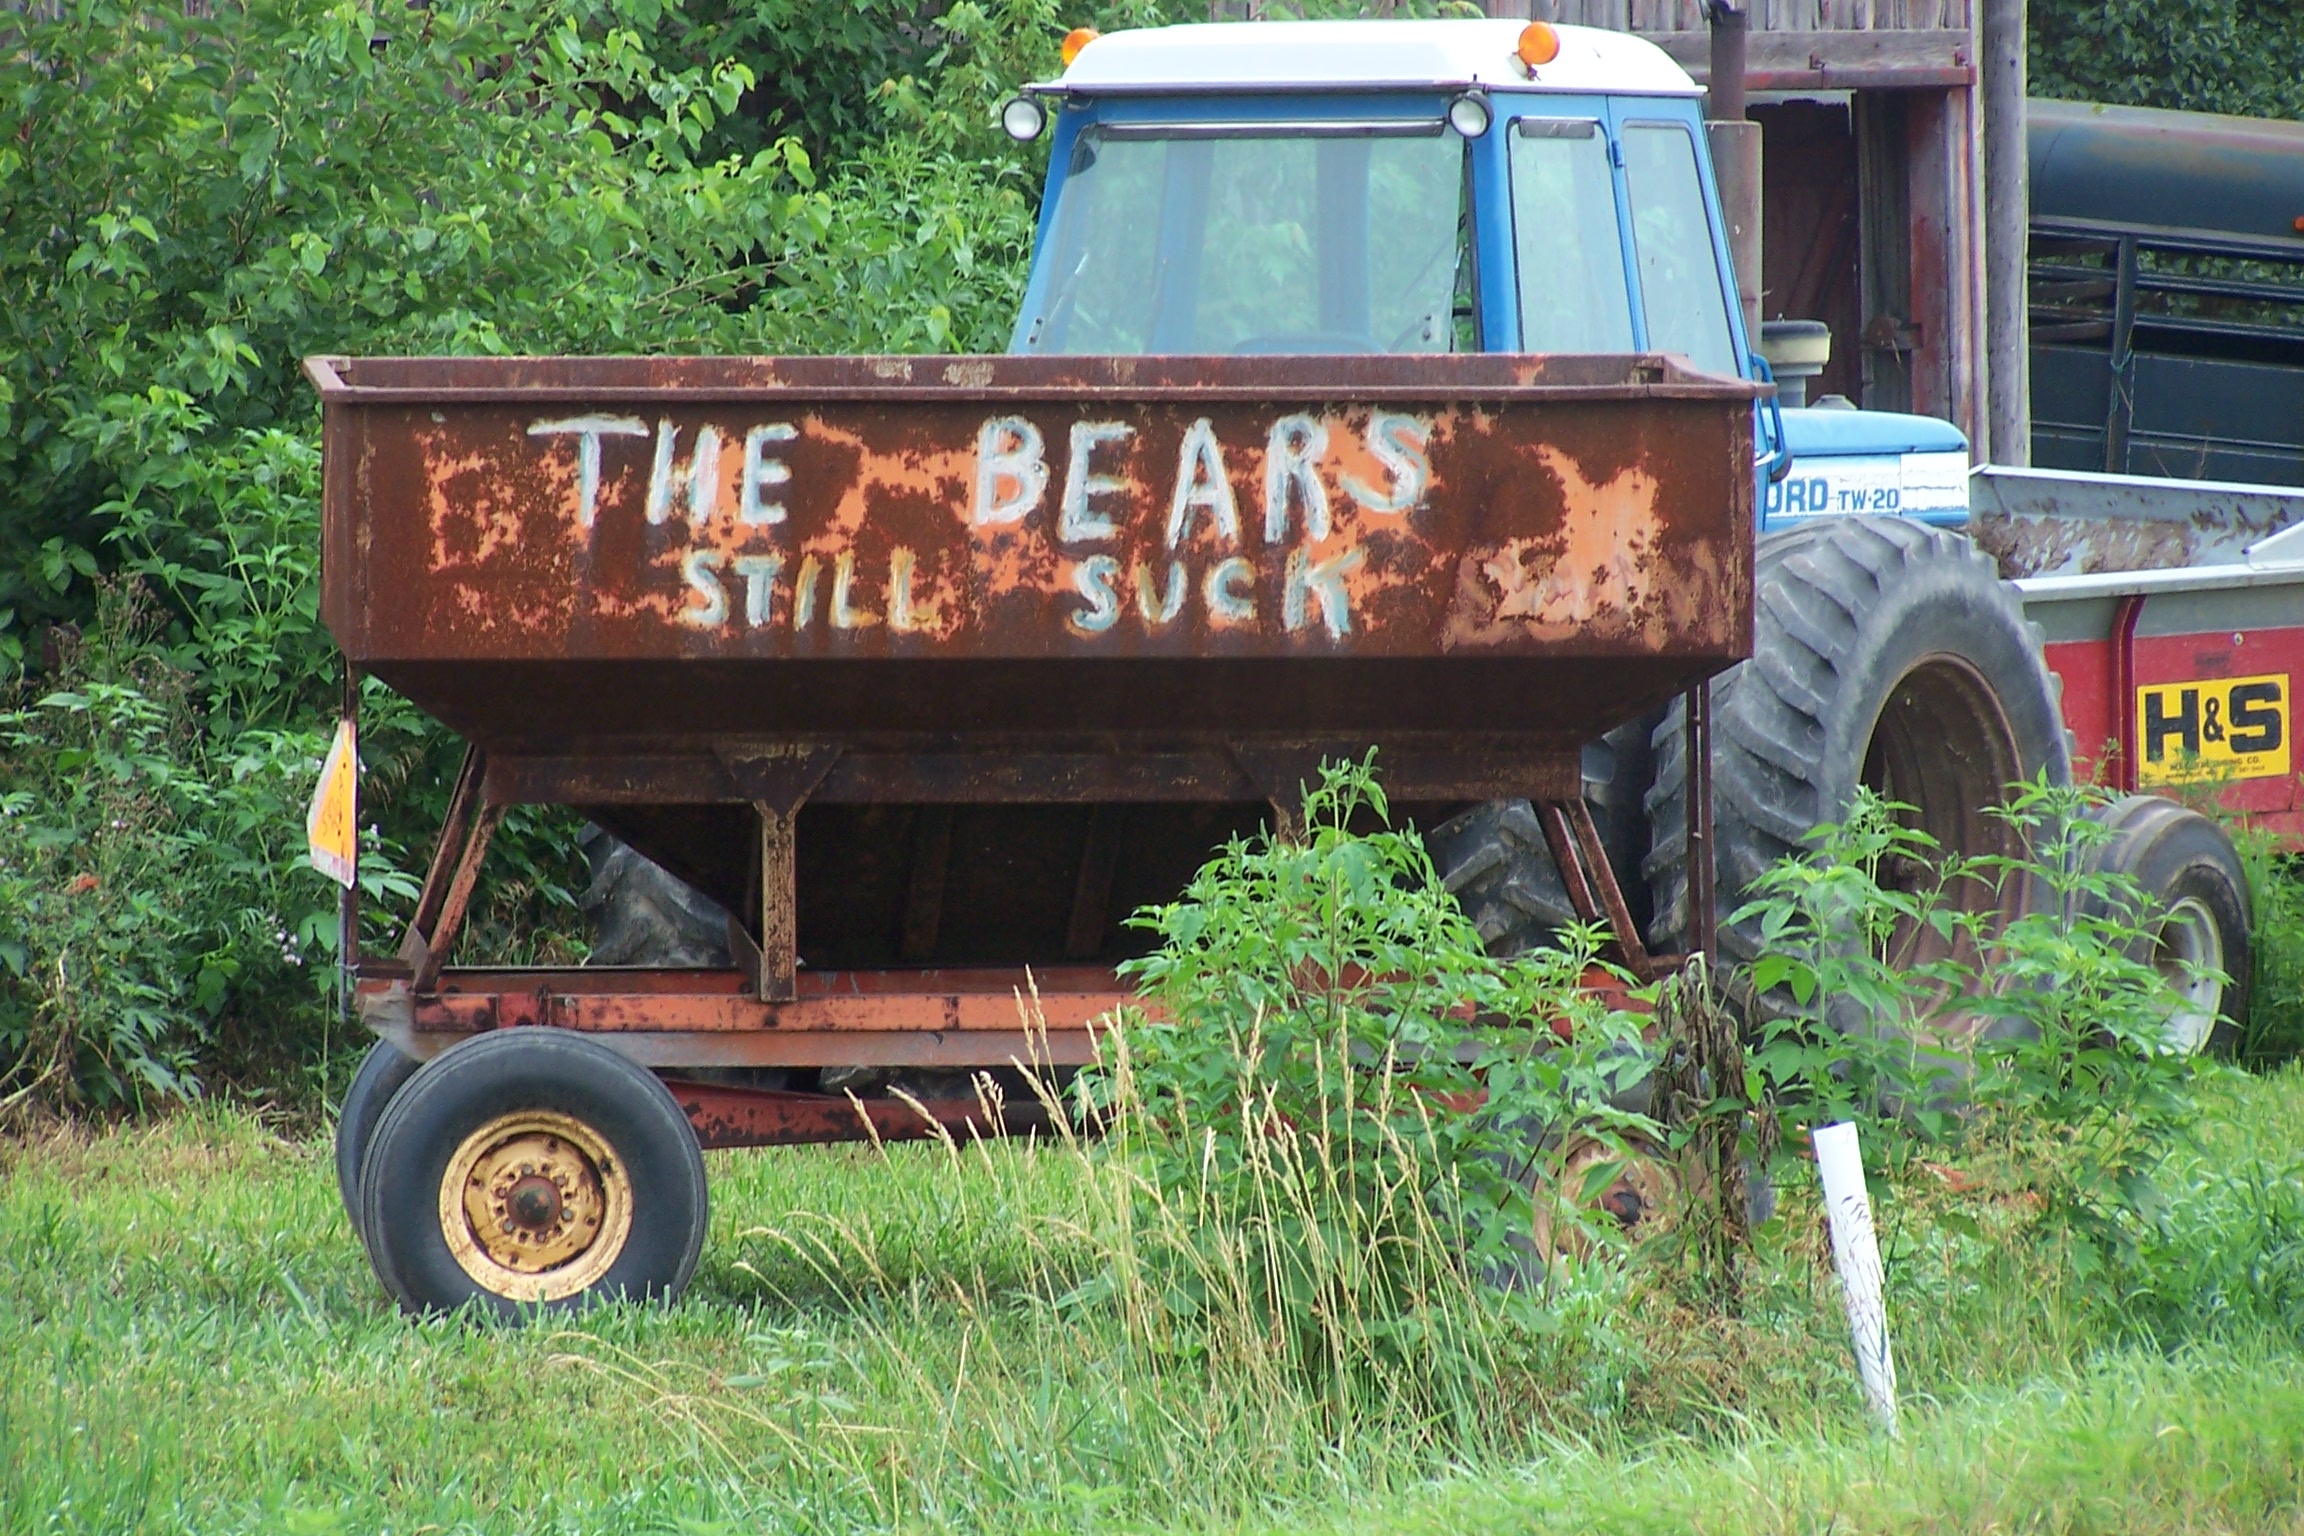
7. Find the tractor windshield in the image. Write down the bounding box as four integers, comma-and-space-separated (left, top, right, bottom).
1014, 123, 1470, 356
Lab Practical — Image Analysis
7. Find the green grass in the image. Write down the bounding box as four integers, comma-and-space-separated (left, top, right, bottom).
3, 1069, 2302, 1535
1288, 1344, 2304, 1535
2243, 844, 2304, 1064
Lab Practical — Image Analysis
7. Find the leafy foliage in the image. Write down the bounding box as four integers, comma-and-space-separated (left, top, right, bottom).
0, 584, 338, 1109
2031, 0, 2304, 119
1734, 781, 2209, 1271
1091, 756, 1653, 1407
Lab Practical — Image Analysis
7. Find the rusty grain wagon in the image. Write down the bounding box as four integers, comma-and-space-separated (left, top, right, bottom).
312, 351, 1762, 1313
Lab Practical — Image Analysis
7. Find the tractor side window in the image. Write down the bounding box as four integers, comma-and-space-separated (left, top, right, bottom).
1506, 118, 1634, 354
1621, 122, 1739, 377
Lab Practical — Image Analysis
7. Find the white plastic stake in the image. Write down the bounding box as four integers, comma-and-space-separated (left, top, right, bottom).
1812, 1121, 1898, 1434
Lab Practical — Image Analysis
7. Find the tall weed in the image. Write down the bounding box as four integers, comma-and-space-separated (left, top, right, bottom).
1735, 781, 2209, 1272
1077, 757, 1655, 1423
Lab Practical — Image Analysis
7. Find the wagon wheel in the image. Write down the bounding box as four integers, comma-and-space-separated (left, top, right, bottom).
1528, 1133, 1681, 1263
358, 1029, 707, 1318
2080, 795, 2253, 1056
335, 1038, 418, 1247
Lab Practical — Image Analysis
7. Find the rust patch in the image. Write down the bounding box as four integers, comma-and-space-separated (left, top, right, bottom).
1445, 443, 1731, 648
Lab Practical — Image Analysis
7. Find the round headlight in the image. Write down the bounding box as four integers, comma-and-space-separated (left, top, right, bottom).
1447, 92, 1492, 139
1001, 96, 1048, 143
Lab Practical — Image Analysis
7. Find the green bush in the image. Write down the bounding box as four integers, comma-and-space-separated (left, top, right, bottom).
0, 584, 330, 1109
1735, 781, 2208, 1272
2031, 0, 2304, 120
1089, 756, 1653, 1414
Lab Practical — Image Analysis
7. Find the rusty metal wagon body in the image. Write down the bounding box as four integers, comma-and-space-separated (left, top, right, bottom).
316, 352, 1758, 1135
313, 350, 1762, 1313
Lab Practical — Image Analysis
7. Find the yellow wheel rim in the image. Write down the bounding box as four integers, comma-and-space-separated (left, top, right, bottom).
439, 1110, 634, 1303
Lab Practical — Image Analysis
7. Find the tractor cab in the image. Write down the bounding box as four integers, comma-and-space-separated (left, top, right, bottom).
1004, 18, 1971, 527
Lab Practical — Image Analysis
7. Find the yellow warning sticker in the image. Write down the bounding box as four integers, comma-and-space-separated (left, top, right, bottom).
2135, 672, 2290, 786
306, 718, 358, 888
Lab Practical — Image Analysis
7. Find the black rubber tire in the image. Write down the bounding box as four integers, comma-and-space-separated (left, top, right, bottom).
1644, 516, 2071, 967
1431, 798, 1567, 953
335, 1039, 419, 1236
358, 1029, 708, 1319
577, 824, 731, 967
1429, 715, 1660, 957
2079, 795, 2252, 1056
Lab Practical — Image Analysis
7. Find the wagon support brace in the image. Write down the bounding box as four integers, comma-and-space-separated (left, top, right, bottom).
384, 723, 1715, 1003
715, 746, 842, 1002
399, 745, 505, 993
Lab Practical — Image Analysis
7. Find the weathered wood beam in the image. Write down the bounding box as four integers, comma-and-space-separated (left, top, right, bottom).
1654, 28, 1974, 89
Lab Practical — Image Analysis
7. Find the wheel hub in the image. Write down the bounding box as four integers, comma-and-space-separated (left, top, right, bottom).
505, 1172, 566, 1232
438, 1110, 634, 1302
1531, 1136, 1680, 1260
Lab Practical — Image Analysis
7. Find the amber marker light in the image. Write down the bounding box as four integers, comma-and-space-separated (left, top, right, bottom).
1516, 21, 1561, 69
1061, 27, 1099, 67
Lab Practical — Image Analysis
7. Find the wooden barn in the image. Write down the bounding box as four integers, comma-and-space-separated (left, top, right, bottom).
1506, 1, 2026, 463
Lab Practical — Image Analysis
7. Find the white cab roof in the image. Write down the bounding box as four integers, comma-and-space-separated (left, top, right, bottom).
1053, 19, 1698, 98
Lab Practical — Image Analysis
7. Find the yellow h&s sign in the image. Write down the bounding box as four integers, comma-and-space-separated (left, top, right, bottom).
2135, 672, 2290, 785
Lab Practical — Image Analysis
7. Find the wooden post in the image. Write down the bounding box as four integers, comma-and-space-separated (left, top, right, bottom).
1704, 4, 1762, 347
1981, 0, 2030, 466
1903, 88, 1983, 447
1710, 121, 1764, 348
756, 802, 797, 1002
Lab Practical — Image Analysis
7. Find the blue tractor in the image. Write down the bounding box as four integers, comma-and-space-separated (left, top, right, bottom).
992, 17, 2065, 968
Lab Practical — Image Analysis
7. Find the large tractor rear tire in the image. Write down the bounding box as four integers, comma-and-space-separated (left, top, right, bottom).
1643, 516, 2070, 971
